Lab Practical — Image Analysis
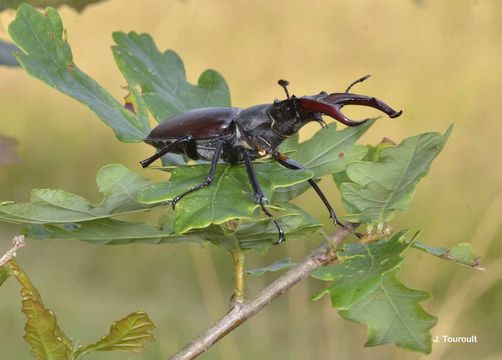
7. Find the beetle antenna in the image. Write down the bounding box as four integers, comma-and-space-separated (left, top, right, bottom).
278, 79, 290, 99
345, 74, 371, 93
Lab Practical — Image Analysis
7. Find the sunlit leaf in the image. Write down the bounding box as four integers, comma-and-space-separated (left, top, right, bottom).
311, 230, 416, 309
412, 241, 483, 270
0, 40, 19, 66
6, 260, 73, 360
22, 294, 72, 360
0, 164, 152, 224
336, 126, 452, 224
0, 0, 107, 12
112, 31, 230, 122
8, 5, 150, 142
137, 162, 313, 233
339, 270, 437, 354
75, 311, 155, 357
246, 258, 297, 276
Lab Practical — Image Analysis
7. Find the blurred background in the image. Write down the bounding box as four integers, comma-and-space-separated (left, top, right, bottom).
1, 0, 501, 359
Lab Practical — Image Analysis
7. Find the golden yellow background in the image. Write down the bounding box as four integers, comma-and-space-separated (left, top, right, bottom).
1, 1, 501, 359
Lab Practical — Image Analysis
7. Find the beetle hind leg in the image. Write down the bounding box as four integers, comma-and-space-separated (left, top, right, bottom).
140, 135, 193, 168
243, 153, 285, 244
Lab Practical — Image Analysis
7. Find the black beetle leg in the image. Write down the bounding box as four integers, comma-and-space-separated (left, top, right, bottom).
242, 152, 285, 244
170, 140, 225, 209
272, 152, 362, 238
140, 135, 193, 168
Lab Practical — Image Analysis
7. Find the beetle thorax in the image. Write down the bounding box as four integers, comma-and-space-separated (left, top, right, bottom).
268, 98, 313, 136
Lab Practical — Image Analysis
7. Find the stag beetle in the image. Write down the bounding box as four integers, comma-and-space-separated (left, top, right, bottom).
140, 76, 402, 244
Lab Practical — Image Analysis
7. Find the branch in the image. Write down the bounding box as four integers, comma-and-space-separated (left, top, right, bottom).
168, 223, 359, 360
0, 234, 25, 267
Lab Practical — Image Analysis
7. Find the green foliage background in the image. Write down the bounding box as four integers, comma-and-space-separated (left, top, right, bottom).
1, 1, 501, 359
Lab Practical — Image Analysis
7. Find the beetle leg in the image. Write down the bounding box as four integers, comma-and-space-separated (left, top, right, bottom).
140, 135, 193, 168
272, 152, 362, 238
170, 140, 225, 209
243, 152, 285, 244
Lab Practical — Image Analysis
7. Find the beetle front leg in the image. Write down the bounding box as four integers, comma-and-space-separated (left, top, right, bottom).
170, 140, 225, 209
242, 152, 285, 244
272, 152, 362, 238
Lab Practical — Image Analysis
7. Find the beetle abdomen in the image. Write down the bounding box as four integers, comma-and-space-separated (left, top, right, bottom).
145, 107, 240, 141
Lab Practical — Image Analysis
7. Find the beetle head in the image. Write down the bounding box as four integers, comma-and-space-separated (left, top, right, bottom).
270, 78, 402, 136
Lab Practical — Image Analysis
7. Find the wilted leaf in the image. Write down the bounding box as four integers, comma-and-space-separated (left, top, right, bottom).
0, 164, 152, 224
336, 126, 452, 224
8, 5, 150, 142
0, 0, 107, 12
339, 270, 437, 354
75, 311, 155, 357
311, 230, 415, 309
413, 241, 483, 270
112, 31, 230, 122
0, 134, 20, 164
246, 258, 297, 276
138, 162, 313, 234
0, 40, 19, 66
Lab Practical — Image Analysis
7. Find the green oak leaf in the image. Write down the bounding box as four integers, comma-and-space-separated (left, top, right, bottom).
112, 31, 230, 122
339, 270, 437, 354
74, 311, 155, 357
412, 241, 483, 270
273, 120, 373, 202
8, 5, 150, 142
137, 162, 313, 233
311, 230, 416, 309
0, 0, 107, 12
246, 258, 297, 276
198, 204, 322, 251
336, 126, 452, 224
24, 218, 206, 245
0, 164, 152, 224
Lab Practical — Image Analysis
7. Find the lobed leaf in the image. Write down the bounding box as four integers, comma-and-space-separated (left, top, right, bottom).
412, 241, 483, 270
137, 162, 313, 234
0, 164, 152, 224
311, 230, 416, 309
75, 311, 155, 357
112, 31, 230, 122
336, 126, 452, 224
8, 5, 150, 142
339, 270, 437, 354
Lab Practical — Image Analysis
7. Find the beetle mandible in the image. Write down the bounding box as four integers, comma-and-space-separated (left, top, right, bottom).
140, 76, 402, 244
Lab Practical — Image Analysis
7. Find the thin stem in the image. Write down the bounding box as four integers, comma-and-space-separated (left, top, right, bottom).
0, 234, 25, 267
230, 250, 245, 305
168, 223, 358, 360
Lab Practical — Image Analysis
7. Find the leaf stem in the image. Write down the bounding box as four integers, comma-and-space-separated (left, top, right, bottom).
168, 223, 358, 360
230, 250, 246, 306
